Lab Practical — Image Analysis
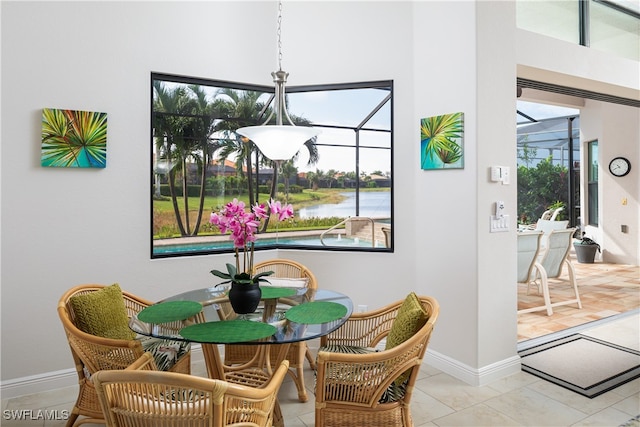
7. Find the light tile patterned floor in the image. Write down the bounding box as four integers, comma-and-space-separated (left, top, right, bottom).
2, 257, 639, 426
518, 253, 640, 342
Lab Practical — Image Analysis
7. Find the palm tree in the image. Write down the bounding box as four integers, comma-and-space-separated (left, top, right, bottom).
153, 81, 217, 236
220, 93, 319, 231
213, 88, 268, 208
280, 160, 297, 201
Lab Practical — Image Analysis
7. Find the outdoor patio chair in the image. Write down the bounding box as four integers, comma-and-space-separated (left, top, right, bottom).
58, 284, 191, 427
94, 352, 288, 427
517, 228, 582, 316
517, 231, 548, 314
315, 294, 439, 427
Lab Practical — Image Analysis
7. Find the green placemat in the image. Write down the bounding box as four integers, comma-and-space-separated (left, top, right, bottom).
180, 320, 277, 343
285, 301, 348, 324
138, 301, 203, 324
260, 286, 297, 299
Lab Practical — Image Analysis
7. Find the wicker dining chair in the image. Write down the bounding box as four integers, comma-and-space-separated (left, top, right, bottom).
219, 258, 318, 402
94, 352, 289, 427
58, 284, 192, 427
315, 294, 439, 427
200, 335, 291, 427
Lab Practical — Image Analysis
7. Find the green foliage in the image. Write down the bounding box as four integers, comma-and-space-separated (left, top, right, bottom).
210, 263, 273, 285
546, 200, 566, 220
158, 184, 205, 197
518, 157, 569, 224
289, 185, 303, 194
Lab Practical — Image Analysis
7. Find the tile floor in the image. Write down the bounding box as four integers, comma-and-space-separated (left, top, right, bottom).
518, 254, 640, 342
2, 256, 639, 426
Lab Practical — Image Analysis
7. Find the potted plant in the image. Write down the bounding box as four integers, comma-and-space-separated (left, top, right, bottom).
209, 198, 294, 314
573, 234, 600, 264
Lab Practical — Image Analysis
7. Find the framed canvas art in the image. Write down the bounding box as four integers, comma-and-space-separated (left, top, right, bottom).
41, 108, 107, 168
420, 112, 464, 170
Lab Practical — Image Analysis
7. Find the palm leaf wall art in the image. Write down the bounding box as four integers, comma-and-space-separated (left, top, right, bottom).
42, 108, 107, 168
420, 112, 464, 170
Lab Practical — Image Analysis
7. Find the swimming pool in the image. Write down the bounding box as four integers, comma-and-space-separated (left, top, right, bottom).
153, 234, 382, 255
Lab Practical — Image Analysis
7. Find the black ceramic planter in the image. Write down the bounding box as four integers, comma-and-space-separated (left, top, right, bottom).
574, 243, 598, 263
228, 282, 262, 314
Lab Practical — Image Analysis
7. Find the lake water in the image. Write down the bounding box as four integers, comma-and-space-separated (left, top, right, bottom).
298, 191, 391, 219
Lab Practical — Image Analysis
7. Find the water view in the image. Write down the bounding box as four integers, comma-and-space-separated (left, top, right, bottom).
298, 191, 391, 219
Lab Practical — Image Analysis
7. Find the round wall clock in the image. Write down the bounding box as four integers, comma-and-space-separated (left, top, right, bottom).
608, 157, 631, 177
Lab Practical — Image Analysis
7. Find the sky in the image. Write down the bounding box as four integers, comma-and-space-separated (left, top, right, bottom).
156, 78, 581, 176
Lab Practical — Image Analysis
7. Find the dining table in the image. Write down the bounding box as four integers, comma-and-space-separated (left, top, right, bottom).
129, 284, 353, 427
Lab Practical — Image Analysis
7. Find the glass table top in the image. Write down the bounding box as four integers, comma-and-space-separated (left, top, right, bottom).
130, 286, 353, 345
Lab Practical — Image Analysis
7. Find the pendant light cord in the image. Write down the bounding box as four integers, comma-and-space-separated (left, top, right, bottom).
277, 0, 283, 71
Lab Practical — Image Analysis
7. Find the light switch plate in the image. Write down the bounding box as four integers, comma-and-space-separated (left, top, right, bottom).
490, 215, 510, 232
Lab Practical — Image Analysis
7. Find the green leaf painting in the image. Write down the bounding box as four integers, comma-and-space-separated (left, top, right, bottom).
420, 112, 464, 170
42, 108, 107, 168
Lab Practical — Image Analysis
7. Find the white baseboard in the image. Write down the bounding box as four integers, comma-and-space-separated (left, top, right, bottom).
1, 345, 206, 400
425, 348, 522, 386
2, 346, 519, 400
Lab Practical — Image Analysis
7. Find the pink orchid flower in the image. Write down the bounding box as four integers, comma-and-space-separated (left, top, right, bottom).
209, 197, 295, 278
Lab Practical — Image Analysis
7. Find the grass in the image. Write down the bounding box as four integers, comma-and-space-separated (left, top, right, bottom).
152, 188, 388, 239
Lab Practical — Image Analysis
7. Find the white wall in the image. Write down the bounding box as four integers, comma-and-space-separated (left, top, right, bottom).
517, 27, 640, 265
580, 101, 640, 265
1, 0, 638, 397
0, 0, 420, 388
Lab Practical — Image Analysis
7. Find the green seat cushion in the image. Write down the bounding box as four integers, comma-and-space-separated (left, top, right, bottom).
385, 292, 428, 385
385, 292, 428, 350
69, 284, 136, 340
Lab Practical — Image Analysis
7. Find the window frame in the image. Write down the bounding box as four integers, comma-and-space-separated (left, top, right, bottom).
150, 73, 393, 259
587, 139, 599, 226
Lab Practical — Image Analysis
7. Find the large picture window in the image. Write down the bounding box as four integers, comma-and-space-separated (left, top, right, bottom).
151, 73, 393, 258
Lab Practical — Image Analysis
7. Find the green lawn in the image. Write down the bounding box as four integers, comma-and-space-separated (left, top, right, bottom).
152, 188, 350, 214
153, 188, 391, 238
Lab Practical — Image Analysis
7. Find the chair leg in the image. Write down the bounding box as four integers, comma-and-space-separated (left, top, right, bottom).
536, 264, 553, 316
65, 412, 79, 427
273, 400, 284, 427
565, 260, 582, 309
305, 347, 316, 370
289, 344, 308, 402
292, 365, 308, 402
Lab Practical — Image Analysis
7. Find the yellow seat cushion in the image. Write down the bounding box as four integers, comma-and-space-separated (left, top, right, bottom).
69, 284, 136, 340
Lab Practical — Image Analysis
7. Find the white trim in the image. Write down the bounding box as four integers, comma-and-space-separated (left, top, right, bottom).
1, 345, 206, 400
424, 349, 522, 386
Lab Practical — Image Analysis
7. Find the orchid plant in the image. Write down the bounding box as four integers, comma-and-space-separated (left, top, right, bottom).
209, 198, 294, 285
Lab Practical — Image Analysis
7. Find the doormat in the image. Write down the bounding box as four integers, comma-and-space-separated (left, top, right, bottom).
519, 334, 640, 398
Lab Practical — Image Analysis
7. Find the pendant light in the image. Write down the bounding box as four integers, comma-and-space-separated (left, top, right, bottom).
236, 1, 319, 161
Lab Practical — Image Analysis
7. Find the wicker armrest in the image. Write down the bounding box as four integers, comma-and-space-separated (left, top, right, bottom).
316, 336, 426, 405
321, 302, 401, 348
65, 323, 145, 374
124, 352, 158, 371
